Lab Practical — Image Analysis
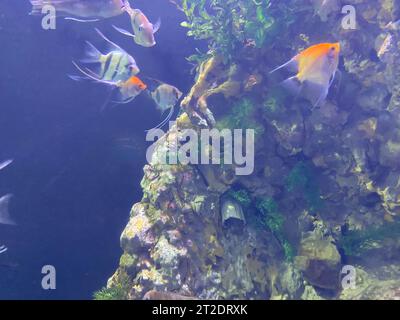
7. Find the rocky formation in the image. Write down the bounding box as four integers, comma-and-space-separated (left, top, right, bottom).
102, 0, 400, 300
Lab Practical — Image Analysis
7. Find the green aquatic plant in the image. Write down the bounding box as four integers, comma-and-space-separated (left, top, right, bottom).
285, 161, 323, 213
177, 0, 297, 62
339, 221, 400, 257
216, 98, 265, 137
256, 197, 295, 261
226, 188, 252, 208
93, 286, 127, 300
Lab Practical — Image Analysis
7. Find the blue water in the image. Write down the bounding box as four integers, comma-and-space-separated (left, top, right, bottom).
0, 0, 201, 299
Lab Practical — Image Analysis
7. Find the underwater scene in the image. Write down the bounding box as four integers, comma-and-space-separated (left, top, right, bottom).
1, 0, 400, 301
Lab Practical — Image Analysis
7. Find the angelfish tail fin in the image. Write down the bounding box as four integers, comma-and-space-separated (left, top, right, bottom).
29, 0, 51, 15
153, 18, 161, 33
281, 76, 303, 97
302, 80, 329, 108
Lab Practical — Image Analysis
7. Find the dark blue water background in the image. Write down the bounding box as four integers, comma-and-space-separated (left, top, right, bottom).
0, 0, 202, 299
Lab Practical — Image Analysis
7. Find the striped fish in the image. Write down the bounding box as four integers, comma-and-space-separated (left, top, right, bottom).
71, 28, 140, 83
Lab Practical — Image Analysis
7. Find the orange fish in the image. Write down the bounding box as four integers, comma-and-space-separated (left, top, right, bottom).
118, 76, 147, 103
271, 42, 341, 107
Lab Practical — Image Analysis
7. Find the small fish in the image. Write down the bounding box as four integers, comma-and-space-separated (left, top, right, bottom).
0, 194, 16, 226
149, 82, 183, 129
117, 76, 148, 103
30, 0, 129, 22
113, 6, 161, 47
0, 159, 13, 171
71, 28, 140, 83
270, 42, 341, 107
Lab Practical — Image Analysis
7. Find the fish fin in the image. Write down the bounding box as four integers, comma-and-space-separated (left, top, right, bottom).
71, 61, 117, 86
99, 87, 118, 113
146, 106, 175, 132
0, 194, 16, 226
281, 76, 303, 97
64, 17, 100, 23
68, 75, 90, 82
80, 41, 102, 64
0, 245, 7, 254
94, 28, 125, 53
302, 80, 329, 108
112, 25, 135, 38
153, 18, 161, 33
270, 58, 298, 74
29, 0, 50, 15
0, 159, 13, 171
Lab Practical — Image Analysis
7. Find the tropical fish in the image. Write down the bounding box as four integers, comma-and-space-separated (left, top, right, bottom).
0, 159, 13, 171
29, 0, 129, 22
117, 76, 148, 103
72, 28, 140, 83
0, 194, 16, 226
113, 6, 161, 47
71, 58, 147, 107
149, 82, 183, 129
270, 42, 341, 107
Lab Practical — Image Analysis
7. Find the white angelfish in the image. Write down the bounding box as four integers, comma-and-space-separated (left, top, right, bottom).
70, 28, 140, 84
149, 82, 183, 130
113, 6, 161, 47
29, 0, 129, 22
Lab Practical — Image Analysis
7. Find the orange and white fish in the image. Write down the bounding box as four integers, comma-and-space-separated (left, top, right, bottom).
113, 5, 161, 47
30, 0, 129, 22
270, 42, 341, 107
117, 76, 148, 103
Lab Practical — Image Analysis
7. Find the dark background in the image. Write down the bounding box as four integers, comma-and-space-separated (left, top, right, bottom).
0, 0, 202, 299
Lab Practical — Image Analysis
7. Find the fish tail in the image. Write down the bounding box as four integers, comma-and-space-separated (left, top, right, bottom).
29, 0, 52, 15
80, 41, 102, 64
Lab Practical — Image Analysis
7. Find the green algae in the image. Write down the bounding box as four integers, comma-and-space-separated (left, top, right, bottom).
339, 220, 400, 257
285, 161, 323, 213
226, 188, 252, 209
256, 197, 295, 261
216, 98, 265, 137
179, 0, 299, 63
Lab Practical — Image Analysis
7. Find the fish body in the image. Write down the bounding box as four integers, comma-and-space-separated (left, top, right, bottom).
117, 76, 148, 102
30, 0, 127, 19
271, 42, 340, 107
71, 28, 139, 84
113, 8, 161, 47
151, 83, 183, 112
146, 82, 183, 130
